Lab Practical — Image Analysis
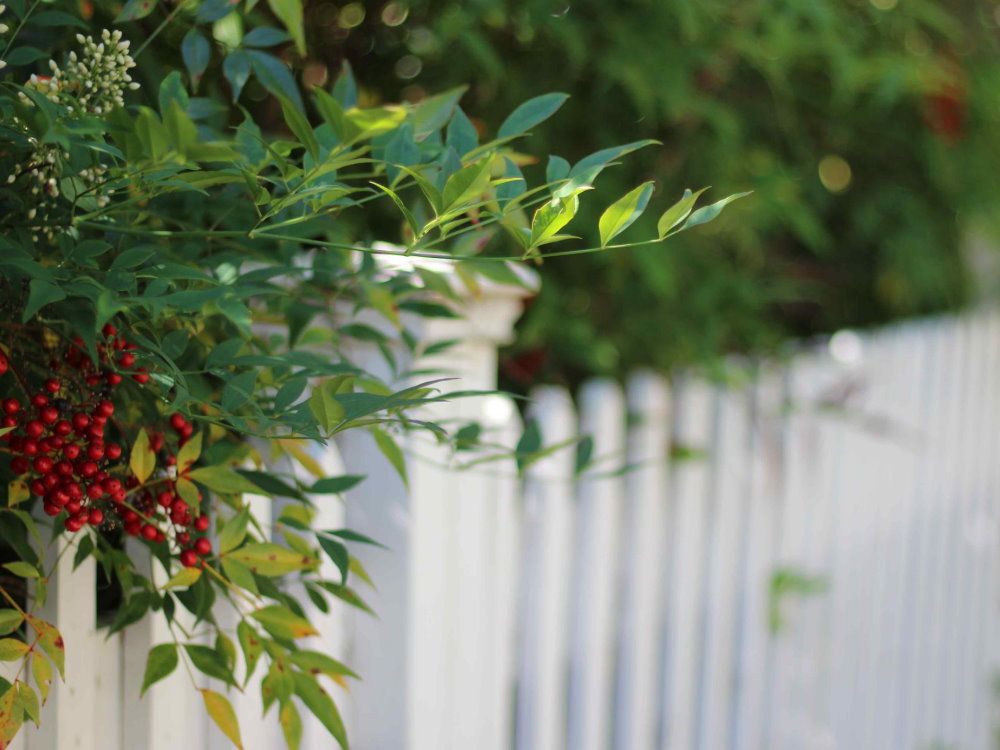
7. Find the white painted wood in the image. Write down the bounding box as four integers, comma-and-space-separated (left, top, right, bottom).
614, 371, 670, 750
567, 379, 626, 750
695, 368, 753, 750
659, 377, 714, 750
515, 386, 576, 750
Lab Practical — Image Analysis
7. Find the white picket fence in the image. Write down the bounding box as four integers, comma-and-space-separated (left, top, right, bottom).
8, 276, 1000, 750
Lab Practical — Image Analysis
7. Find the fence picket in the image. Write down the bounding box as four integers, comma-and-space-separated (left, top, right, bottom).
614, 372, 671, 750
568, 379, 626, 750
515, 386, 576, 750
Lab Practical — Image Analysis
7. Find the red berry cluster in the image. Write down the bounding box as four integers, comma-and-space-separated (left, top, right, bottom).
1, 325, 211, 568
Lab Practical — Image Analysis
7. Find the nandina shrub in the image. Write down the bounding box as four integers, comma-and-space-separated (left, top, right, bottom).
0, 3, 741, 747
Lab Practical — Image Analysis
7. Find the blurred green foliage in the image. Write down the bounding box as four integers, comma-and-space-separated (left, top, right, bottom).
300, 0, 1000, 385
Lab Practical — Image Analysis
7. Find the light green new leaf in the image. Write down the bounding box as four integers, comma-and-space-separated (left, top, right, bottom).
442, 159, 492, 213
141, 643, 178, 696
186, 466, 260, 494
656, 187, 709, 239
251, 605, 318, 640
598, 181, 655, 246
218, 506, 251, 554
266, 0, 305, 55
530, 195, 579, 248
309, 381, 346, 432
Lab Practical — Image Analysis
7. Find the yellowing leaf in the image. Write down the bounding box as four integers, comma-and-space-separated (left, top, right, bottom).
31, 651, 52, 705
0, 685, 21, 747
283, 441, 324, 479
280, 701, 302, 750
164, 567, 202, 589
251, 605, 318, 640
222, 543, 316, 577
177, 431, 203, 473
201, 689, 243, 749
15, 683, 39, 726
130, 429, 156, 484
176, 477, 200, 506
7, 480, 29, 507
0, 638, 29, 661
28, 616, 64, 677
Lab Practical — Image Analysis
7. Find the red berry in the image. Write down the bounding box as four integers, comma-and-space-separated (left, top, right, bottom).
112, 489, 127, 503
42, 473, 59, 490
10, 457, 28, 474
79, 461, 98, 478
133, 369, 150, 384
141, 524, 158, 541
30, 480, 45, 496
72, 413, 90, 431
33, 456, 53, 474
124, 520, 141, 536
177, 532, 190, 545
171, 499, 188, 514
54, 420, 72, 437
43, 503, 60, 516
87, 444, 104, 461
118, 352, 135, 368
102, 323, 117, 338
194, 515, 210, 532
63, 444, 80, 460
86, 424, 104, 440
44, 378, 60, 393
103, 478, 121, 493
122, 510, 139, 524
158, 491, 173, 508
39, 407, 58, 424
105, 443, 122, 460
179, 549, 198, 568
64, 499, 82, 515
64, 482, 82, 499
96, 401, 114, 418
86, 483, 103, 500
87, 508, 104, 525
85, 375, 101, 387
169, 414, 187, 432
0, 353, 7, 376
25, 420, 44, 438
36, 438, 52, 454
55, 460, 73, 476
48, 436, 64, 450
2, 399, 20, 415
22, 439, 38, 456
30, 394, 48, 408
194, 538, 211, 556
106, 372, 122, 386
64, 517, 83, 533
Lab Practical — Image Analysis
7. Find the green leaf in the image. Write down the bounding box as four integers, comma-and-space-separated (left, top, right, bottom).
316, 536, 349, 584
442, 159, 492, 212
679, 191, 752, 231
223, 50, 252, 102
279, 94, 319, 159
530, 195, 579, 248
287, 650, 358, 680
498, 93, 569, 139
656, 187, 709, 238
370, 183, 420, 238
323, 528, 387, 549
140, 643, 178, 696
223, 542, 316, 576
15, 682, 39, 726
243, 27, 290, 47
177, 431, 202, 472
221, 557, 258, 594
218, 506, 251, 555
186, 644, 236, 686
236, 621, 263, 683
182, 30, 212, 92
2, 562, 38, 578
27, 617, 62, 677
446, 107, 478, 156
186, 466, 260, 494
114, 0, 157, 22
411, 86, 467, 139
292, 671, 348, 749
371, 426, 407, 487
202, 689, 243, 749
0, 611, 23, 637
251, 605, 318, 640
22, 279, 66, 323
308, 475, 364, 494
267, 0, 305, 55
309, 381, 346, 432
598, 181, 655, 246
221, 371, 257, 412
130, 429, 155, 484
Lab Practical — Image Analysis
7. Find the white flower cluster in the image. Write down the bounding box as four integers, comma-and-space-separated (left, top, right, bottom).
4, 138, 69, 243
0, 5, 9, 71
23, 29, 139, 114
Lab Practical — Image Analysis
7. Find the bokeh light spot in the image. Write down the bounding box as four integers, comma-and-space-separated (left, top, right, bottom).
339, 3, 366, 29
382, 2, 409, 27
818, 155, 852, 193
394, 54, 422, 79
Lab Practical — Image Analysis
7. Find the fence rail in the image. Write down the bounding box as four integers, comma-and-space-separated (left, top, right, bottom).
7, 303, 1000, 750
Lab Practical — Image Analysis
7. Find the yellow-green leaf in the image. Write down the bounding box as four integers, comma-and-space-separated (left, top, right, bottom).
656, 186, 709, 239
292, 671, 347, 749
309, 381, 346, 432
280, 701, 302, 750
2, 562, 38, 579
176, 477, 200, 506
0, 685, 21, 747
218, 506, 251, 555
222, 543, 316, 577
177, 431, 203, 473
371, 426, 407, 488
0, 638, 29, 661
0, 611, 22, 637
7, 480, 29, 507
202, 689, 243, 749
266, 0, 304, 55
130, 429, 156, 484
250, 605, 318, 640
164, 567, 202, 589
28, 616, 64, 677
598, 181, 655, 247
31, 651, 52, 705
529, 194, 579, 248
15, 682, 39, 726
186, 466, 260, 495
